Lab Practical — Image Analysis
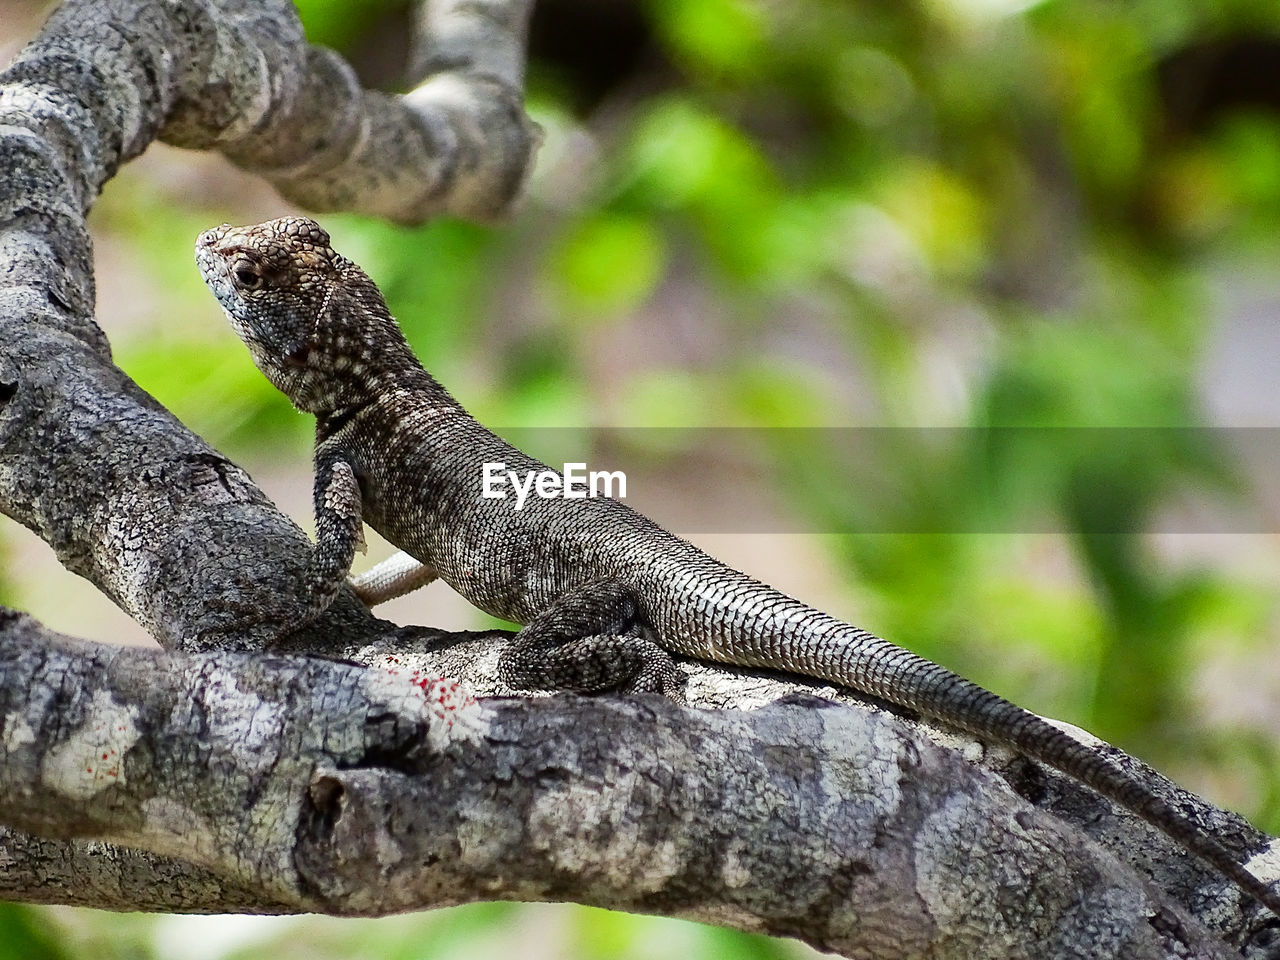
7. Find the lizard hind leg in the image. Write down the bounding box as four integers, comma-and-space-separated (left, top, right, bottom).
498, 579, 686, 702
350, 550, 438, 606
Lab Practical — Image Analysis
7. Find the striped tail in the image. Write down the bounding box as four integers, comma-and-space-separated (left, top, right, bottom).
841, 632, 1280, 917
673, 576, 1280, 916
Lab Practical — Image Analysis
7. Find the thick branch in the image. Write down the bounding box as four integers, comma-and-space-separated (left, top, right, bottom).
0, 827, 298, 914
412, 0, 533, 88
0, 610, 1250, 959
3, 0, 538, 224
1, 3, 1277, 957
0, 0, 537, 651
0, 308, 382, 651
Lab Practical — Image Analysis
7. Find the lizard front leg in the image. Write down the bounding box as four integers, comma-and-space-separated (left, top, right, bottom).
498, 579, 687, 701
292, 449, 367, 630
209, 450, 364, 640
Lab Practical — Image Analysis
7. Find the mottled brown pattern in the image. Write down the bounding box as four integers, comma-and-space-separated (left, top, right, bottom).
197, 216, 1280, 917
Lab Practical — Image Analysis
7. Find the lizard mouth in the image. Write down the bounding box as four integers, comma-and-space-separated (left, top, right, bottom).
194, 230, 221, 265
194, 227, 242, 303
195, 224, 232, 255
194, 225, 238, 275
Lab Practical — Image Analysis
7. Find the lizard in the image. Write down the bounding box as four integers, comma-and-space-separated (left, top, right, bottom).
195, 215, 1280, 917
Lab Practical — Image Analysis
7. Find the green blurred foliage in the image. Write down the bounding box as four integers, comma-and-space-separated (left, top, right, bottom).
18, 0, 1280, 955
0, 905, 158, 960
0, 904, 76, 960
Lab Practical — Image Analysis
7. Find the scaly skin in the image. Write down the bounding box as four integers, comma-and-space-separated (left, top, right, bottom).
196, 216, 1280, 917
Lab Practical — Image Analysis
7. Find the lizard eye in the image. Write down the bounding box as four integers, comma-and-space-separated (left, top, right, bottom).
233, 262, 263, 289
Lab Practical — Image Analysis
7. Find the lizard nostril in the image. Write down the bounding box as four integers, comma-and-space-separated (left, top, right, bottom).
196, 224, 233, 248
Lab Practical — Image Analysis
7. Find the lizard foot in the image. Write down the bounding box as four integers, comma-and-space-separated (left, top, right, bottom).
498, 579, 687, 702
621, 652, 688, 704
500, 631, 687, 702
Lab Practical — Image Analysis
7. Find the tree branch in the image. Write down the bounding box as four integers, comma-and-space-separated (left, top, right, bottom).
0, 609, 1254, 959
0, 0, 539, 651
1, 2, 1278, 958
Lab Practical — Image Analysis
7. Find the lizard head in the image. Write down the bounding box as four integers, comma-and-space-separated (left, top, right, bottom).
195, 216, 416, 414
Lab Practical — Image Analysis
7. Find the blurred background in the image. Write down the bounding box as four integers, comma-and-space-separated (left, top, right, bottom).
6, 0, 1280, 956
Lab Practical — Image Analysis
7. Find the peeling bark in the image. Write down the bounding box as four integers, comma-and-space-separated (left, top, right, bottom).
0, 1, 1279, 958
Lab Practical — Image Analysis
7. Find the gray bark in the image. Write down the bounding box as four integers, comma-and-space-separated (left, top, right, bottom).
0, 1, 1277, 958
0, 609, 1266, 960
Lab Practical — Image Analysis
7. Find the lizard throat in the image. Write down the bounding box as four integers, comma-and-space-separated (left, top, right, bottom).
316, 403, 368, 443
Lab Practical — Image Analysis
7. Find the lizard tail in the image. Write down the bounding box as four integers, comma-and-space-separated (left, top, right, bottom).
855, 639, 1280, 917
683, 586, 1280, 916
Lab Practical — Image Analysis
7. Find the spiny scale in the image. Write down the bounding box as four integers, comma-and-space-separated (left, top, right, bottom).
196, 216, 1280, 918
